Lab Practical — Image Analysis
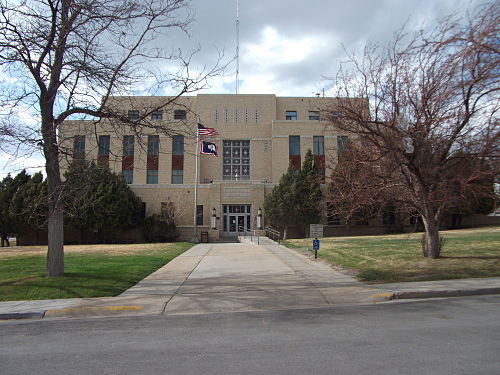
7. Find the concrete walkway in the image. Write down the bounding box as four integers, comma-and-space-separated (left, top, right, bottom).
2, 242, 500, 320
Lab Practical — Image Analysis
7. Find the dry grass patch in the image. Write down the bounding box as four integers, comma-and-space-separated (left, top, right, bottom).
284, 226, 500, 283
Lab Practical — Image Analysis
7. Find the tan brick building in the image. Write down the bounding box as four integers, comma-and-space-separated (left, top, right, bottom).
61, 94, 355, 240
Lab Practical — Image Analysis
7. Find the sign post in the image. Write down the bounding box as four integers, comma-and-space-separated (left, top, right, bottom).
312, 238, 320, 259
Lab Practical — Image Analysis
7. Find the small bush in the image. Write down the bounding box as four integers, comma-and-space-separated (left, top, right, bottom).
143, 214, 178, 242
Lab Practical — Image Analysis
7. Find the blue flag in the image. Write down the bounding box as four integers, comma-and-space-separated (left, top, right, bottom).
200, 140, 217, 156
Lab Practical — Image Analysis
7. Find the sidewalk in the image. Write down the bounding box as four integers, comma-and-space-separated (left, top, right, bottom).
1, 241, 499, 320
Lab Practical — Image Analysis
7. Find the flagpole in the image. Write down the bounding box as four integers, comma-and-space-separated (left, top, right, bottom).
193, 125, 199, 242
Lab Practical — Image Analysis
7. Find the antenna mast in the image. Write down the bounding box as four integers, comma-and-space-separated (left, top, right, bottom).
236, 0, 239, 94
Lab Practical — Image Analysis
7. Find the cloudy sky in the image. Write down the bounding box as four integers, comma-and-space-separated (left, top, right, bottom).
0, 0, 490, 177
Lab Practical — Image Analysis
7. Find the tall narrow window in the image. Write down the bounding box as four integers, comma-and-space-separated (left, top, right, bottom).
122, 135, 134, 183
313, 136, 325, 182
313, 136, 324, 155
97, 135, 110, 166
286, 111, 297, 120
148, 135, 159, 156
147, 135, 159, 184
73, 135, 85, 159
337, 136, 348, 156
123, 135, 134, 156
172, 135, 184, 155
172, 135, 184, 184
196, 205, 203, 225
98, 135, 110, 156
288, 135, 301, 169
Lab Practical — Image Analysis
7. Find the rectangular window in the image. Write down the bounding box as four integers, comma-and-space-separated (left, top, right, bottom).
174, 110, 186, 120
171, 169, 183, 184
222, 140, 251, 180
331, 111, 343, 119
151, 110, 163, 120
122, 170, 133, 184
147, 170, 158, 184
98, 135, 110, 156
337, 136, 348, 154
123, 135, 134, 156
148, 135, 159, 156
128, 110, 139, 120
313, 136, 324, 155
285, 111, 297, 120
289, 136, 300, 156
309, 111, 320, 120
73, 135, 85, 158
172, 135, 184, 155
196, 205, 203, 225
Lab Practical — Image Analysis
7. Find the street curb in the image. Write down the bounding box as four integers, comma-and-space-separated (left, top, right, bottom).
0, 312, 45, 320
44, 305, 143, 318
372, 287, 500, 301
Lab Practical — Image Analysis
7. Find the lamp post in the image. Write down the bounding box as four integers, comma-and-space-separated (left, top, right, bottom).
211, 207, 217, 230
257, 207, 263, 230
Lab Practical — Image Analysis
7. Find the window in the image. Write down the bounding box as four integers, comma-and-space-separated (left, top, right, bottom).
123, 135, 134, 156
128, 110, 139, 120
174, 110, 186, 120
147, 169, 158, 184
73, 135, 85, 158
171, 169, 183, 184
337, 136, 348, 154
148, 135, 159, 156
309, 111, 320, 120
223, 140, 250, 180
98, 135, 110, 156
151, 110, 163, 120
285, 111, 297, 120
331, 111, 343, 119
289, 136, 300, 156
122, 170, 133, 184
313, 136, 324, 155
172, 135, 184, 155
196, 205, 203, 225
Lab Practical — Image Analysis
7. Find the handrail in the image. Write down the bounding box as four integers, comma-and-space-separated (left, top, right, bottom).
237, 226, 260, 245
264, 226, 281, 243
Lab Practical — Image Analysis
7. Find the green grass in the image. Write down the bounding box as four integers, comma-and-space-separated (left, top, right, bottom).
0, 242, 193, 301
283, 226, 500, 283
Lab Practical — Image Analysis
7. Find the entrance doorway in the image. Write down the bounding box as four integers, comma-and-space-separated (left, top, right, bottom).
222, 205, 251, 236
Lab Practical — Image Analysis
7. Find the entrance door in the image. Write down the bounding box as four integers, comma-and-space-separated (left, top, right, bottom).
222, 205, 251, 236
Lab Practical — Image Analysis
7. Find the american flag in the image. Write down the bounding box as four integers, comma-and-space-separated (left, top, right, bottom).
197, 123, 218, 136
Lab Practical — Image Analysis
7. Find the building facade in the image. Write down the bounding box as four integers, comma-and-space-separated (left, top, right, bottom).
61, 94, 358, 240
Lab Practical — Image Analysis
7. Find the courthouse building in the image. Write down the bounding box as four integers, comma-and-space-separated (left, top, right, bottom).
61, 94, 355, 240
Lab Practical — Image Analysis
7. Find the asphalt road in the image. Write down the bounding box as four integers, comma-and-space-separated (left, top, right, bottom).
1, 295, 499, 375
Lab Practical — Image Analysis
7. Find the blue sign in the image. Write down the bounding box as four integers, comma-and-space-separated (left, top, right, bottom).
313, 239, 320, 251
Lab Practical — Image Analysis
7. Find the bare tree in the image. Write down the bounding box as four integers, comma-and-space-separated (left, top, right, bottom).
0, 0, 223, 276
325, 2, 499, 258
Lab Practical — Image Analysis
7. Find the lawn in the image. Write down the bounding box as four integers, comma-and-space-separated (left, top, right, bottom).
0, 242, 193, 302
283, 226, 500, 283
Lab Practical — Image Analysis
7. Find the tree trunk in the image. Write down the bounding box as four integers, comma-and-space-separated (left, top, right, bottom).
42, 110, 65, 277
421, 215, 441, 259
283, 226, 288, 240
